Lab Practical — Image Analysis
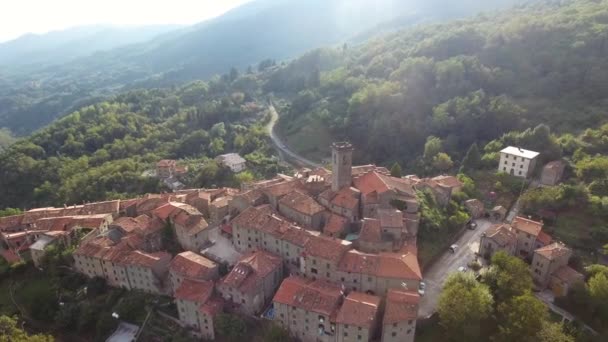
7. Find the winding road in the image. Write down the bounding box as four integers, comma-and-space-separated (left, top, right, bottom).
266, 104, 322, 169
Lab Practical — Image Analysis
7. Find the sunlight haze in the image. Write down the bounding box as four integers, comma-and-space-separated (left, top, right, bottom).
0, 0, 250, 42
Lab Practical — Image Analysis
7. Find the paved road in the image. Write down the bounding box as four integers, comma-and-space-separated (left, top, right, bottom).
418, 218, 493, 318
266, 104, 322, 169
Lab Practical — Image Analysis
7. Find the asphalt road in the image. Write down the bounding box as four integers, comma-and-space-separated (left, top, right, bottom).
266, 104, 322, 168
418, 218, 493, 318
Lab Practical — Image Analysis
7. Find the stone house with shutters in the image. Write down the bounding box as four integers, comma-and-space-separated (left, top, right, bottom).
335, 292, 381, 342
479, 223, 518, 259
511, 216, 544, 258
278, 190, 327, 230
381, 290, 419, 342
217, 250, 283, 315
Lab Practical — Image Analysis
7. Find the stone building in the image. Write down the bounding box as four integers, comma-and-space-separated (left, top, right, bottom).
169, 251, 219, 293
381, 290, 419, 342
511, 216, 544, 258
273, 276, 344, 342
217, 250, 283, 315
278, 190, 327, 230
335, 292, 381, 342
464, 199, 485, 219
541, 160, 566, 186
358, 218, 394, 253
479, 223, 517, 259
174, 279, 221, 340
531, 242, 572, 287
499, 146, 539, 179
323, 214, 349, 238
332, 142, 354, 192
157, 159, 177, 179
215, 153, 247, 173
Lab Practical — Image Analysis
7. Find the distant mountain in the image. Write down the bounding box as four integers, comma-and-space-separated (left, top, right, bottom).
0, 0, 532, 135
0, 24, 181, 67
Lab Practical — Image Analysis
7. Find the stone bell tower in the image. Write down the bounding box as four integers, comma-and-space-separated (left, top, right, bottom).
331, 142, 354, 192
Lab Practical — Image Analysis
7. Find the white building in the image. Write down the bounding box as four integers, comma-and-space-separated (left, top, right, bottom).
498, 146, 539, 179
216, 153, 247, 173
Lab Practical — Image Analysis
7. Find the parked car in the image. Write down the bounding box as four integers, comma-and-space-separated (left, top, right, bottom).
449, 244, 459, 253
458, 266, 468, 272
418, 281, 426, 296
467, 221, 478, 230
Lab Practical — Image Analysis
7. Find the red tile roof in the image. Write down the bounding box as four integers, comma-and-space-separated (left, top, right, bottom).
512, 216, 543, 237
432, 175, 463, 189
484, 223, 517, 247
0, 214, 24, 231
330, 187, 360, 210
535, 242, 571, 260
304, 235, 351, 263
552, 266, 584, 284
335, 292, 380, 328
157, 159, 177, 167
220, 250, 282, 294
359, 218, 382, 243
536, 231, 553, 246
279, 190, 325, 216
383, 289, 419, 324
170, 251, 218, 280
120, 250, 170, 268
323, 214, 348, 236
354, 172, 390, 196
174, 279, 214, 303
199, 295, 224, 316
338, 250, 422, 280
273, 276, 343, 316
262, 180, 305, 198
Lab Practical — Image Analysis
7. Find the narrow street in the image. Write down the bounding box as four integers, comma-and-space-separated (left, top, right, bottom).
418, 218, 492, 318
266, 104, 322, 168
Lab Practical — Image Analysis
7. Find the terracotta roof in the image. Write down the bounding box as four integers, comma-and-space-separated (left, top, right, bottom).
273, 276, 343, 316
111, 216, 149, 234
354, 172, 390, 196
34, 216, 74, 231
0, 214, 24, 231
379, 174, 417, 196
231, 205, 273, 227
173, 212, 209, 235
119, 198, 140, 211
359, 218, 383, 243
280, 226, 313, 247
199, 295, 224, 316
535, 242, 571, 260
170, 251, 217, 280
484, 224, 517, 247
465, 199, 484, 212
544, 160, 566, 171
304, 235, 351, 262
351, 165, 389, 177
335, 292, 380, 328
121, 250, 170, 268
378, 209, 403, 229
157, 159, 176, 167
81, 200, 120, 215
537, 231, 553, 245
432, 175, 463, 189
174, 279, 214, 303
338, 250, 422, 280
136, 197, 170, 214
220, 250, 282, 294
330, 187, 360, 210
279, 190, 325, 216
383, 290, 419, 324
152, 203, 182, 221
552, 266, 584, 284
323, 214, 348, 236
262, 180, 304, 198
512, 216, 543, 237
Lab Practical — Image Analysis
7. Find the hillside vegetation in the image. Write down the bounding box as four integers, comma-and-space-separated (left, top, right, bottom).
276, 0, 608, 170
0, 0, 528, 135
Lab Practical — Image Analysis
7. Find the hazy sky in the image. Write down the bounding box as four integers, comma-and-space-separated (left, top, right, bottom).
0, 0, 250, 42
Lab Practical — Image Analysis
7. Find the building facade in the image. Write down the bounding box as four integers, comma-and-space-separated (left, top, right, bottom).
498, 146, 539, 178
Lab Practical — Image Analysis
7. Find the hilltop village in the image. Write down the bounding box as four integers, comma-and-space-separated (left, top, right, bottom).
0, 142, 586, 342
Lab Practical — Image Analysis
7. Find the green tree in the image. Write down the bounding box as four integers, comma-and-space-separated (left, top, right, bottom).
0, 315, 54, 341
486, 251, 533, 301
495, 293, 548, 342
424, 136, 442, 161
215, 313, 247, 342
537, 322, 574, 342
588, 272, 608, 303
390, 162, 402, 178
438, 272, 494, 340
0, 208, 22, 217
460, 143, 481, 173
432, 152, 454, 172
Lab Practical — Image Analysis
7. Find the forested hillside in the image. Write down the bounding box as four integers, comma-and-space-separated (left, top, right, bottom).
276, 0, 608, 170
0, 74, 284, 209
0, 0, 528, 135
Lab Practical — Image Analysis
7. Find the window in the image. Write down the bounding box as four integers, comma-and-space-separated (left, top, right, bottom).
407, 329, 412, 334
368, 277, 372, 282
358, 327, 362, 331
311, 268, 318, 274
341, 277, 345, 282
344, 332, 348, 337
519, 171, 522, 175
393, 323, 397, 328
358, 335, 362, 340
392, 332, 397, 337
312, 259, 316, 265
344, 324, 349, 329
408, 320, 413, 325
503, 167, 506, 171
